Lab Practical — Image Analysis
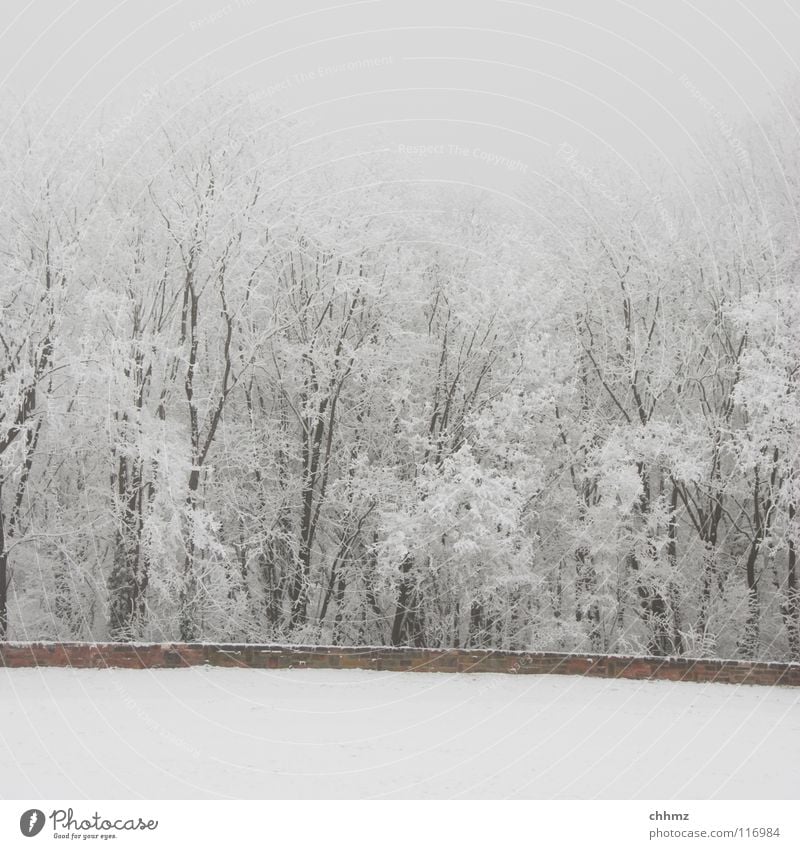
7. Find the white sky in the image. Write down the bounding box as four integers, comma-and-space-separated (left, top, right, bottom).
1, 0, 799, 195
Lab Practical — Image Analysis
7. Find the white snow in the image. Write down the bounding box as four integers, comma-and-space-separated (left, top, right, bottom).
1, 668, 798, 799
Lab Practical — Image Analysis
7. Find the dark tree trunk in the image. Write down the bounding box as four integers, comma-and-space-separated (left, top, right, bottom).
575, 545, 602, 651
0, 483, 7, 639
390, 555, 415, 645
108, 455, 148, 640
630, 467, 677, 656
666, 484, 684, 654
784, 500, 799, 660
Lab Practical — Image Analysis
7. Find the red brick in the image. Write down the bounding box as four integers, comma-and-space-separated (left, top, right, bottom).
1, 642, 798, 687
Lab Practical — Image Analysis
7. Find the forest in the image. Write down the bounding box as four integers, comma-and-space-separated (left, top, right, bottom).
1, 83, 798, 660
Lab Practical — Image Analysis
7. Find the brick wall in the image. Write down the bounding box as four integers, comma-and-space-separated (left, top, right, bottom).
1, 642, 799, 686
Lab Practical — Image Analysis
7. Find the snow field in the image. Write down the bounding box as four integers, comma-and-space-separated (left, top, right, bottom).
1, 667, 798, 799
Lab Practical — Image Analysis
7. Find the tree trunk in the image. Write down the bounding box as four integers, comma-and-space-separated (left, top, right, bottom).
108, 456, 148, 640
785, 500, 799, 660
390, 555, 415, 645
0, 483, 7, 639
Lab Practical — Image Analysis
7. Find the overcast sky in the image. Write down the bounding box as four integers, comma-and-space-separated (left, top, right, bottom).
2, 0, 799, 195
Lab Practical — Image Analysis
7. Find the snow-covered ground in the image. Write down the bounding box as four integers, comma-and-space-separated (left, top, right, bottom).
1, 667, 798, 799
